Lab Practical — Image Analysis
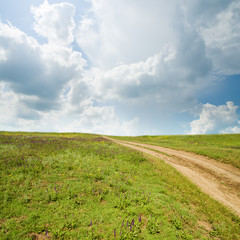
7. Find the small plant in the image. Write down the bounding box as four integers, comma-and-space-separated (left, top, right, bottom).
147, 216, 161, 234
52, 229, 66, 239
209, 225, 220, 237
118, 217, 143, 240
171, 217, 182, 230
85, 221, 102, 240
177, 230, 194, 240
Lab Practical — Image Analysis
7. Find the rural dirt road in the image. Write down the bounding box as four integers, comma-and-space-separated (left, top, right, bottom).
104, 137, 240, 217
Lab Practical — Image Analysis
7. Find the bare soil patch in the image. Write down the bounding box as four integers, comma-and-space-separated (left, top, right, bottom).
105, 137, 240, 217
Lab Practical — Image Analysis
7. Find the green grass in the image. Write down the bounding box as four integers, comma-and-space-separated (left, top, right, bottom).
111, 134, 240, 169
0, 132, 240, 239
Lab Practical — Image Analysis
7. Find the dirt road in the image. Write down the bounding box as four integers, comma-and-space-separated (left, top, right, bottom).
104, 137, 240, 217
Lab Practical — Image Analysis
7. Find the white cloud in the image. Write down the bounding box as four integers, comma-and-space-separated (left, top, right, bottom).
0, 82, 138, 135
0, 83, 18, 129
75, 0, 215, 116
77, 0, 175, 68
31, 0, 76, 46
41, 44, 85, 69
0, 20, 86, 111
200, 1, 240, 75
1, 1, 138, 135
87, 40, 211, 115
189, 101, 239, 134
64, 105, 139, 136
220, 126, 240, 134
1, 0, 239, 135
181, 0, 235, 23
0, 47, 7, 61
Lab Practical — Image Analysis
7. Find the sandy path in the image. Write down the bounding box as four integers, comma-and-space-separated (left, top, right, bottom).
104, 137, 240, 217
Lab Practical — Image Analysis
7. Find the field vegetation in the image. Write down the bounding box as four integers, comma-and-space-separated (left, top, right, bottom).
112, 134, 240, 169
0, 132, 240, 239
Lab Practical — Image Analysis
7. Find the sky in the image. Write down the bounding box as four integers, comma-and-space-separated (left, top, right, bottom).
0, 0, 240, 136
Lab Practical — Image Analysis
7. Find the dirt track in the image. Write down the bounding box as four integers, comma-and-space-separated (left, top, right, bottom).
104, 137, 240, 217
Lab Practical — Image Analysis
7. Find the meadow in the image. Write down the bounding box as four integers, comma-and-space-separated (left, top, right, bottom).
112, 134, 240, 169
0, 132, 240, 239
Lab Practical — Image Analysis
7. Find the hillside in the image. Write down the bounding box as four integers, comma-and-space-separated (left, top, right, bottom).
112, 134, 240, 169
0, 132, 240, 239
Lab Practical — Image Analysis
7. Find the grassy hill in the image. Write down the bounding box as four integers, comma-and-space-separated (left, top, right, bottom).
0, 132, 240, 239
112, 134, 240, 169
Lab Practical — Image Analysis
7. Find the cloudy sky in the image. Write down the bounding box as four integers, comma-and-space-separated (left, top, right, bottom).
0, 0, 240, 135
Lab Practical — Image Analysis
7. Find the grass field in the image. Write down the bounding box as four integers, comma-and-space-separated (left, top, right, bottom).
0, 132, 240, 239
112, 134, 240, 169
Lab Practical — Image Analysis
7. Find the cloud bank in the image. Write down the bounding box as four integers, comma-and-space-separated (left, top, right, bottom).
0, 0, 240, 135
190, 102, 240, 134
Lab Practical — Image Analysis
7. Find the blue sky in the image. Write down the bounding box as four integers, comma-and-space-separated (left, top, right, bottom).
0, 0, 240, 135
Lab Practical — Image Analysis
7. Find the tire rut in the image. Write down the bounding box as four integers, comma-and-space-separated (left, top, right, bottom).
104, 137, 240, 217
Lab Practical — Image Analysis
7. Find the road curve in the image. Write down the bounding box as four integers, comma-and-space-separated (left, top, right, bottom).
104, 136, 240, 217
